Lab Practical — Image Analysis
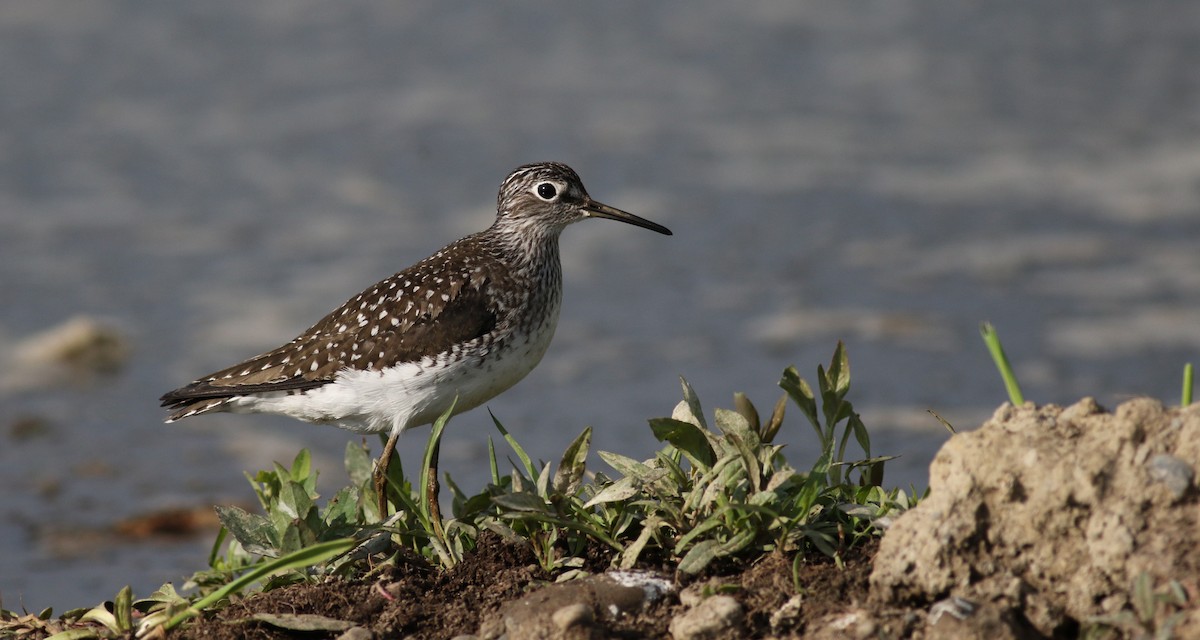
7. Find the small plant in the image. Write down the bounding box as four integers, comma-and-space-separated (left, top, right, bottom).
584, 341, 908, 573
457, 421, 620, 576
1084, 573, 1192, 640
182, 447, 370, 598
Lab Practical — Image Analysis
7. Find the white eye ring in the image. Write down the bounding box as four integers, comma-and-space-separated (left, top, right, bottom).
534, 182, 560, 201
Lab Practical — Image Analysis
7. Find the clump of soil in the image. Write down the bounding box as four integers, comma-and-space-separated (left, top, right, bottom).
871, 397, 1200, 637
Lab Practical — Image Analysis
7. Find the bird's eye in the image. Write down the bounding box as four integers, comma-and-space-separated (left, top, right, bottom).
536, 182, 558, 200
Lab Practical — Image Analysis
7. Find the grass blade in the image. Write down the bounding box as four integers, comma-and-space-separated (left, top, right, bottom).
420, 398, 457, 525
980, 322, 1025, 405
162, 538, 355, 631
488, 437, 500, 485
490, 410, 536, 479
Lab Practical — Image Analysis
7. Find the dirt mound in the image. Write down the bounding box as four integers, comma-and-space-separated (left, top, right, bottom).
870, 398, 1200, 637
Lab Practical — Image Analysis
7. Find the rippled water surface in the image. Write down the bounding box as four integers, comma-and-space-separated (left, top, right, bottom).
3, 1, 1199, 610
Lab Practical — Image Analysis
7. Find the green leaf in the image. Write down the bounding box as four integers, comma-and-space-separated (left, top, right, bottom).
322, 486, 358, 531
676, 516, 725, 550
733, 392, 760, 433
714, 408, 757, 445
616, 517, 662, 569
344, 441, 373, 488
653, 449, 689, 489
59, 607, 90, 621
488, 437, 500, 485
804, 527, 839, 557
79, 605, 119, 635
806, 449, 833, 487
552, 427, 591, 496
584, 475, 640, 508
491, 409, 536, 479
276, 479, 315, 522
826, 341, 851, 396
849, 413, 871, 458
765, 468, 797, 493
688, 456, 739, 512
535, 461, 553, 498
649, 418, 716, 469
676, 377, 709, 430
114, 585, 133, 632
457, 491, 495, 518
277, 522, 304, 554
246, 613, 355, 632
724, 431, 761, 487
206, 523, 228, 569
715, 408, 762, 490
761, 394, 787, 444
980, 322, 1025, 405
779, 367, 820, 435
1132, 572, 1154, 621
677, 539, 720, 575
135, 582, 186, 609
597, 450, 654, 479
498, 511, 621, 550
215, 505, 276, 557
715, 527, 758, 557
817, 364, 844, 436
493, 492, 551, 513
71, 585, 133, 635
289, 449, 312, 483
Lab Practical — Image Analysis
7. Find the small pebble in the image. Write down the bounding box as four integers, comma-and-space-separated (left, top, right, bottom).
1147, 453, 1194, 498
552, 603, 593, 629
669, 595, 743, 640
336, 627, 374, 640
769, 594, 803, 631
678, 584, 705, 608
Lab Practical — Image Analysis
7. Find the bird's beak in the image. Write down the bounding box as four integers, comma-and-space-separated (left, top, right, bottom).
581, 200, 672, 235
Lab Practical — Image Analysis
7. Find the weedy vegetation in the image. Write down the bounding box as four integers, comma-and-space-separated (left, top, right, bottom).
4, 343, 915, 638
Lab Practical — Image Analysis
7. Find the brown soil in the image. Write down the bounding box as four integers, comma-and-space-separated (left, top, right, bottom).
176, 533, 880, 639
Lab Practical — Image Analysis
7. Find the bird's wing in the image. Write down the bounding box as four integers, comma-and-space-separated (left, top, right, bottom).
160, 259, 499, 414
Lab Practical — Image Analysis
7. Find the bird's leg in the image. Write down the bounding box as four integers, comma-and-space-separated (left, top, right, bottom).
426, 436, 444, 537
374, 433, 400, 520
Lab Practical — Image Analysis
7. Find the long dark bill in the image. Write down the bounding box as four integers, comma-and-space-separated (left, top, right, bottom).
583, 200, 672, 235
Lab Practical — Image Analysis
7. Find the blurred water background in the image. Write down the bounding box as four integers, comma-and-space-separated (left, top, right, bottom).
3, 1, 1199, 610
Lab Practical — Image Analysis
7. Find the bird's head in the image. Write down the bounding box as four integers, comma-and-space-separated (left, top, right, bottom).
495, 162, 672, 237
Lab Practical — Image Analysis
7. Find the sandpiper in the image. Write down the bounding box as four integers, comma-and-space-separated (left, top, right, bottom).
161, 162, 672, 519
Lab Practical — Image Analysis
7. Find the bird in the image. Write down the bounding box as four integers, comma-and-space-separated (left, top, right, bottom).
160, 161, 672, 521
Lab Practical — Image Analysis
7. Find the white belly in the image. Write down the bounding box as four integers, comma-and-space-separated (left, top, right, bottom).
227, 303, 560, 436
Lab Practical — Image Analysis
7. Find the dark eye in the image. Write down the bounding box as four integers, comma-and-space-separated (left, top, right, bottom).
536, 182, 557, 200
